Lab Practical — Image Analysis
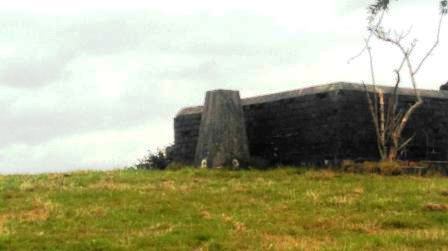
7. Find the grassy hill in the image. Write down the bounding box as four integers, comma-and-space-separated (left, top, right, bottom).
0, 168, 447, 250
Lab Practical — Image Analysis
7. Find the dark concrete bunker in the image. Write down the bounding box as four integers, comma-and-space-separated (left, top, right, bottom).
173, 82, 448, 166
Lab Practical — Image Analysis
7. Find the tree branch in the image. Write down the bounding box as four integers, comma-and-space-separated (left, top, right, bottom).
348, 10, 386, 64
397, 135, 415, 151
414, 14, 445, 75
363, 82, 386, 159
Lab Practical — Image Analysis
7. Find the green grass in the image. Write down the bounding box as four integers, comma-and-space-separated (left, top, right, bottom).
0, 168, 447, 250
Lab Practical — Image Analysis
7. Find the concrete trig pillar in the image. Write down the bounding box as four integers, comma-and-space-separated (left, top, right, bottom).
194, 90, 250, 168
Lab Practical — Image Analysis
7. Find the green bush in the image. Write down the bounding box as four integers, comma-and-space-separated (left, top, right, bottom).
136, 148, 172, 170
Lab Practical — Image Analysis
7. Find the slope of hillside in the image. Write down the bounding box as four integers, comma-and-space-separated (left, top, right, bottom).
1, 168, 447, 250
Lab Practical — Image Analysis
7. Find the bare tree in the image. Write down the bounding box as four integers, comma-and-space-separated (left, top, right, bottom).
353, 1, 447, 161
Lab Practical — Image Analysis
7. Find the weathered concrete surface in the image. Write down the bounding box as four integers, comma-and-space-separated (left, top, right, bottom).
173, 82, 448, 165
440, 82, 448, 91
194, 90, 250, 168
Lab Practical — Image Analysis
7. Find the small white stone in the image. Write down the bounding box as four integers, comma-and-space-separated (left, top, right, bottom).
232, 159, 240, 169
201, 159, 207, 169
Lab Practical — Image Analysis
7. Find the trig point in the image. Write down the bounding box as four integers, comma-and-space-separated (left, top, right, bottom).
194, 90, 250, 168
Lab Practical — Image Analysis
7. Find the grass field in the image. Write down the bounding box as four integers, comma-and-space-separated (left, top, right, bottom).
0, 168, 447, 250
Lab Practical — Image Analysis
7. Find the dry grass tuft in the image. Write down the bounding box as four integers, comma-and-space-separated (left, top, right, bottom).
262, 234, 330, 251
303, 218, 338, 231
88, 181, 132, 191
0, 214, 10, 235
200, 210, 212, 220
75, 206, 108, 218
329, 195, 357, 206
221, 213, 246, 233
231, 182, 248, 193
346, 222, 379, 234
160, 180, 177, 191
423, 203, 448, 212
306, 170, 336, 180
19, 179, 35, 192
17, 197, 58, 222
128, 223, 175, 237
233, 221, 246, 232
305, 190, 320, 204
353, 187, 365, 195
377, 161, 403, 175
20, 208, 50, 222
341, 160, 426, 175
390, 228, 448, 240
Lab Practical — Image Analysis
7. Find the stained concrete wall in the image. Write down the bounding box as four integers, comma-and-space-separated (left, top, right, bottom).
173, 82, 448, 165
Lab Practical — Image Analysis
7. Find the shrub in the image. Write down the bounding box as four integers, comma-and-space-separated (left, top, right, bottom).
377, 161, 403, 175
136, 148, 172, 170
165, 162, 186, 170
340, 160, 410, 175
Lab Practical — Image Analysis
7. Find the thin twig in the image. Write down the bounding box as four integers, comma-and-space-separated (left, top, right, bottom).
365, 40, 379, 120
348, 10, 386, 64
414, 14, 445, 75
398, 135, 415, 151
363, 82, 385, 159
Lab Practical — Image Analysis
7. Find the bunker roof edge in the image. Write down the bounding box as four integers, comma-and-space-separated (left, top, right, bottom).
176, 82, 448, 116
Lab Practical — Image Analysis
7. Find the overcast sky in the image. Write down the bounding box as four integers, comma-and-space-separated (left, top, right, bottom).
0, 0, 446, 174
